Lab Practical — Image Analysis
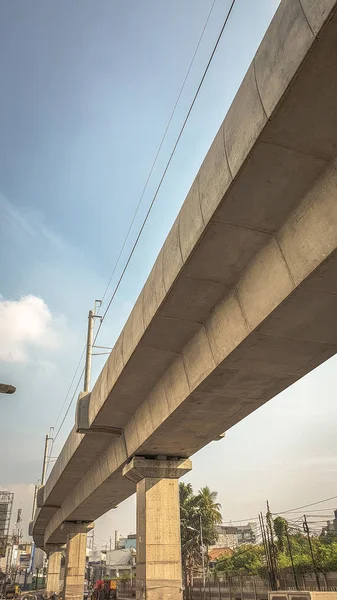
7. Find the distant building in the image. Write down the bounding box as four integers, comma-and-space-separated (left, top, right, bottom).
237, 522, 257, 545
321, 510, 337, 537
87, 549, 106, 565
209, 522, 257, 552
124, 534, 136, 549
210, 526, 238, 550
0, 538, 12, 573
105, 548, 135, 578
116, 534, 136, 550
0, 492, 13, 560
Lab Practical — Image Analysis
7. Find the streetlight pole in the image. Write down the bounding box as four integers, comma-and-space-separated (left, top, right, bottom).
187, 515, 206, 598
199, 513, 206, 597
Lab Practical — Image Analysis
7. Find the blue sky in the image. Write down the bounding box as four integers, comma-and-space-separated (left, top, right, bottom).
2, 0, 337, 547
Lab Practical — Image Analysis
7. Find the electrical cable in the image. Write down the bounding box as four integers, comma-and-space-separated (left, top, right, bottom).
98, 0, 237, 325
277, 508, 337, 514
94, 534, 110, 544
98, 0, 217, 308
53, 349, 86, 430
50, 0, 237, 447
49, 0, 220, 455
221, 518, 259, 524
273, 495, 337, 516
47, 0, 225, 450
47, 366, 85, 461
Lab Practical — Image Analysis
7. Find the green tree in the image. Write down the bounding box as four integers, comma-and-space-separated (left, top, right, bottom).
274, 517, 287, 553
272, 517, 337, 578
180, 483, 200, 589
179, 483, 222, 588
196, 486, 222, 548
215, 544, 265, 576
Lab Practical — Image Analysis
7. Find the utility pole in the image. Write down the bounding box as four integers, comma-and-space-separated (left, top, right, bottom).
84, 300, 102, 393
41, 428, 54, 486
199, 513, 206, 599
266, 501, 279, 589
259, 512, 276, 590
259, 513, 272, 589
303, 515, 321, 591
285, 524, 298, 590
31, 485, 38, 520
84, 309, 94, 393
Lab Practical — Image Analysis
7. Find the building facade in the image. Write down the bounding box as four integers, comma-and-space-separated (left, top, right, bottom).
210, 526, 238, 550
237, 522, 257, 545
209, 522, 257, 553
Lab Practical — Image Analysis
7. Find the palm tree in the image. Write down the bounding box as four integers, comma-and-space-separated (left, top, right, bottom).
180, 483, 199, 591
196, 486, 222, 548
179, 483, 222, 595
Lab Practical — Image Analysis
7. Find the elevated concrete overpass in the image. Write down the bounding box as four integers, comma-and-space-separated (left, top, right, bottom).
33, 1, 337, 598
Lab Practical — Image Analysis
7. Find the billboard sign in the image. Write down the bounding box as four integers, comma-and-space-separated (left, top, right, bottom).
19, 553, 31, 569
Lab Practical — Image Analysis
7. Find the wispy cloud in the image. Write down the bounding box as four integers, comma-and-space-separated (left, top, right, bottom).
0, 191, 66, 251
0, 192, 35, 236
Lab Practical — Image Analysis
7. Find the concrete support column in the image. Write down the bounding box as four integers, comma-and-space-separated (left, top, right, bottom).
123, 457, 192, 600
61, 521, 93, 600
46, 546, 63, 595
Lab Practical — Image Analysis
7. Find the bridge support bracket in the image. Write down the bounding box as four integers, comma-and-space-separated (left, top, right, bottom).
75, 391, 123, 435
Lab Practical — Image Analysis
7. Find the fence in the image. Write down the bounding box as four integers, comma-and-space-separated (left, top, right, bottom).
118, 572, 337, 599
118, 578, 136, 597
188, 573, 337, 600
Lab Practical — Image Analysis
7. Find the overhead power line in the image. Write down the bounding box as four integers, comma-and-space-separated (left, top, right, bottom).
98, 0, 237, 324
49, 0, 219, 456
53, 366, 85, 442
277, 507, 337, 514
221, 518, 258, 524
53, 349, 86, 431
99, 0, 218, 308
273, 494, 337, 516
49, 0, 237, 448
221, 497, 337, 528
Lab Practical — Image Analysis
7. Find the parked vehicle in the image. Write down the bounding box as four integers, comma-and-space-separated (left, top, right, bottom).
5, 584, 18, 600
92, 580, 117, 600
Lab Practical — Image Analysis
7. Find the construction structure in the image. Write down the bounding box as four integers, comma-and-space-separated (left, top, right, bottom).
0, 492, 13, 559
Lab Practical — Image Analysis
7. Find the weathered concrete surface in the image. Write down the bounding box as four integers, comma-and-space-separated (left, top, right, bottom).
46, 547, 62, 595
124, 459, 192, 600
32, 0, 337, 550
62, 523, 93, 600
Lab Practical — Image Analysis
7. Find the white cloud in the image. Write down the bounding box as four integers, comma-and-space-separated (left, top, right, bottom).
0, 295, 60, 362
